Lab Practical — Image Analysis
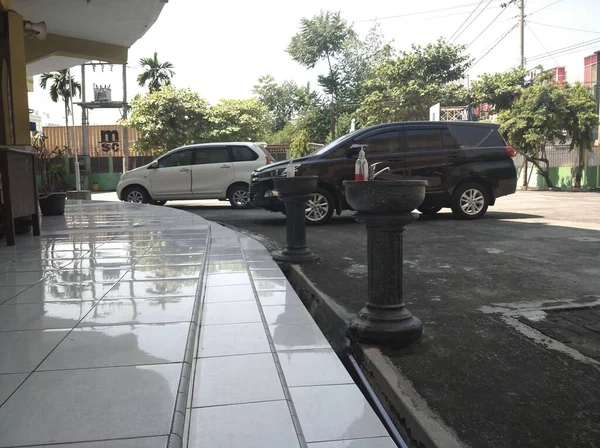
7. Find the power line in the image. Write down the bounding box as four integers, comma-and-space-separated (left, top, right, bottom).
468, 23, 519, 71
526, 22, 560, 66
451, 0, 495, 44
355, 2, 482, 23
526, 37, 600, 63
448, 0, 487, 42
528, 0, 563, 16
465, 0, 515, 49
527, 21, 600, 35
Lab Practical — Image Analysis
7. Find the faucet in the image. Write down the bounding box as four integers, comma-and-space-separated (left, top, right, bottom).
369, 162, 391, 180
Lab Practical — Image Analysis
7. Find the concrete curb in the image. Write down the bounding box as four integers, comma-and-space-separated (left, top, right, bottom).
356, 346, 466, 448
286, 264, 467, 448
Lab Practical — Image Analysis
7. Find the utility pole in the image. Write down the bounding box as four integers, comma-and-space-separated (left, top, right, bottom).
519, 0, 525, 68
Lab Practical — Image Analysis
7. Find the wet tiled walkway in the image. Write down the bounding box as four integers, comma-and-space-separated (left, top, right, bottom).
0, 201, 394, 448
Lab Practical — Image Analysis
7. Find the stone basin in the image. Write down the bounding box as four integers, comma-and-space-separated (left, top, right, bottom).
274, 176, 318, 196
343, 180, 427, 214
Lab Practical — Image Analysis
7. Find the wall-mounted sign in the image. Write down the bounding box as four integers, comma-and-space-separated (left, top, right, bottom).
100, 130, 120, 152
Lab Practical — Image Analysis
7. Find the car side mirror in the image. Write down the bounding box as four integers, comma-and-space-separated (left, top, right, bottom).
148, 161, 158, 169
347, 143, 366, 158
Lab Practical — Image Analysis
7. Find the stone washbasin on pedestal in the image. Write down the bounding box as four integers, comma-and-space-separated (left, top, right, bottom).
343, 179, 427, 347
272, 176, 319, 263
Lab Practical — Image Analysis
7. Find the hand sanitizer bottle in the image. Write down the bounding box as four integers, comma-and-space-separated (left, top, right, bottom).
286, 158, 295, 178
355, 147, 368, 181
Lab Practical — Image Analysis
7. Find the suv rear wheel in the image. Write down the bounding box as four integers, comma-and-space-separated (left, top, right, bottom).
305, 188, 334, 225
451, 182, 489, 219
228, 183, 251, 209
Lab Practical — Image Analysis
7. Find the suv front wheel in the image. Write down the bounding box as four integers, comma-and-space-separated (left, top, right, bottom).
305, 188, 334, 225
451, 183, 489, 220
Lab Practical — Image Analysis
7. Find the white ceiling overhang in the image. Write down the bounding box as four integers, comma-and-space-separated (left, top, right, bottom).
11, 0, 167, 75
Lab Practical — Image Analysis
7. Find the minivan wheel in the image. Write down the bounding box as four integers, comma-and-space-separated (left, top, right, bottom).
305, 188, 334, 225
228, 184, 251, 209
124, 186, 149, 204
451, 183, 489, 219
418, 205, 442, 216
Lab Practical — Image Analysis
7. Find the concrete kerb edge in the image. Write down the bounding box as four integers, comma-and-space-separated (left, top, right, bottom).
166, 217, 211, 448
286, 263, 466, 448
357, 346, 466, 448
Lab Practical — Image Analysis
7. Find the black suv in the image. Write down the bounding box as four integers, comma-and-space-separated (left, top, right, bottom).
250, 121, 517, 224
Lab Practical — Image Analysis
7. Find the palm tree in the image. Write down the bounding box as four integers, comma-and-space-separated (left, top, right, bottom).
39, 69, 82, 151
137, 52, 175, 92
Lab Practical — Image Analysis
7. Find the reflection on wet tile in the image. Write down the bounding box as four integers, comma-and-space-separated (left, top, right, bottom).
29, 436, 169, 448
246, 260, 280, 270
78, 297, 195, 327
204, 285, 255, 304
0, 301, 95, 331
253, 279, 289, 291
50, 268, 127, 284
0, 363, 181, 447
189, 401, 299, 448
290, 384, 388, 443
269, 324, 331, 351
307, 438, 396, 448
0, 329, 68, 374
40, 322, 190, 370
207, 262, 247, 273
136, 255, 204, 266
201, 302, 261, 326
0, 373, 28, 404
193, 353, 283, 407
103, 279, 199, 299
249, 269, 286, 280
258, 289, 303, 307
278, 349, 353, 387
198, 323, 270, 358
0, 270, 48, 285
262, 305, 313, 325
121, 266, 201, 281
206, 273, 250, 287
0, 285, 31, 304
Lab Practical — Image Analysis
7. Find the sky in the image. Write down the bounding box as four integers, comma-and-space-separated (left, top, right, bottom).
28, 0, 600, 126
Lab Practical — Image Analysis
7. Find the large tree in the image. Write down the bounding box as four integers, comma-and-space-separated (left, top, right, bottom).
123, 86, 209, 155
471, 68, 528, 113
499, 82, 568, 188
287, 10, 354, 138
253, 75, 310, 132
207, 98, 270, 142
358, 39, 471, 125
39, 69, 81, 151
564, 82, 599, 187
137, 52, 175, 92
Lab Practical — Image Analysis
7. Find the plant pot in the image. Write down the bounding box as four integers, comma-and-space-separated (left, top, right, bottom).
39, 193, 67, 216
343, 180, 427, 214
92, 182, 100, 191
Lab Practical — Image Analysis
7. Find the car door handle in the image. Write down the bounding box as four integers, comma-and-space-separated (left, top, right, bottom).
179, 168, 190, 172
220, 164, 231, 169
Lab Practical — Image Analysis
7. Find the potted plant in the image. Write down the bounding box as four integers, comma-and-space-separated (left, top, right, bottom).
32, 132, 69, 216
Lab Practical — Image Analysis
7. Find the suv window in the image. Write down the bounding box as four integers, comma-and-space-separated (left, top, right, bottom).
447, 124, 506, 147
441, 128, 460, 149
231, 145, 259, 162
405, 129, 443, 150
359, 131, 401, 154
194, 147, 230, 165
158, 149, 194, 168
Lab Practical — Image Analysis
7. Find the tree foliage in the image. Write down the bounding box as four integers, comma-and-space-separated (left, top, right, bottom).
358, 39, 471, 125
499, 82, 568, 187
471, 68, 527, 113
290, 128, 311, 159
137, 52, 175, 92
123, 86, 209, 155
207, 98, 270, 142
253, 75, 310, 132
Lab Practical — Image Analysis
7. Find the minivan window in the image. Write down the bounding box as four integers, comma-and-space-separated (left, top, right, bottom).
405, 129, 443, 150
231, 145, 259, 162
194, 147, 230, 165
447, 124, 506, 147
360, 131, 401, 154
441, 128, 460, 149
158, 149, 194, 168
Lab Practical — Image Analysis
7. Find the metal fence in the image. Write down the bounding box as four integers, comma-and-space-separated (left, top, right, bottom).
513, 145, 600, 168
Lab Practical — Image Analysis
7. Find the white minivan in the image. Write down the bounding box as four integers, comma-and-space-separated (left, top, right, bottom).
116, 142, 274, 208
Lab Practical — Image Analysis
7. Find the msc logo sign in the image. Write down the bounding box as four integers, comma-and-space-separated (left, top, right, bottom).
100, 130, 120, 152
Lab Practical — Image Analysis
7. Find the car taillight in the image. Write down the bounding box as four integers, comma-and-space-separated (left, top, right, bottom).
505, 146, 515, 157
